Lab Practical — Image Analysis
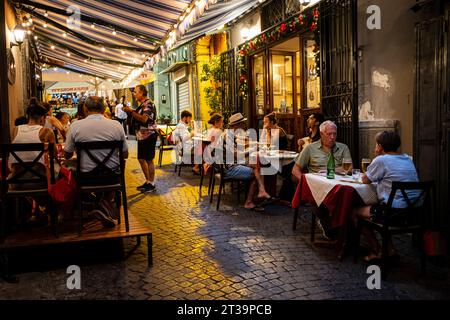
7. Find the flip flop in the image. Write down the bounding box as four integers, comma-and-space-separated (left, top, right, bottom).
245, 205, 265, 212
259, 197, 277, 207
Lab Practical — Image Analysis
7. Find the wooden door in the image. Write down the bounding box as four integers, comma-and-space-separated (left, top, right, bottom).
415, 15, 449, 228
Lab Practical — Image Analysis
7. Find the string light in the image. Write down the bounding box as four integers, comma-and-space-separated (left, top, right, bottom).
133, 38, 138, 42
101, 47, 105, 52
141, 54, 146, 58
91, 23, 95, 28
44, 11, 48, 17
51, 45, 55, 49
66, 52, 71, 57
112, 30, 117, 35
43, 23, 47, 28
84, 59, 88, 63
121, 50, 125, 55
62, 32, 67, 37
53, 67, 57, 71
34, 35, 38, 40
27, 30, 31, 35
66, 71, 70, 74
186, 8, 191, 13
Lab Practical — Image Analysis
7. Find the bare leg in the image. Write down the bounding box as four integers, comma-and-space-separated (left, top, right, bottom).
138, 159, 150, 182
244, 180, 258, 209
147, 160, 155, 183
353, 206, 381, 257
247, 164, 270, 199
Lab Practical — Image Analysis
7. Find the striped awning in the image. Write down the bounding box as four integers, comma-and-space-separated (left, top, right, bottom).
172, 0, 261, 49
13, 0, 192, 81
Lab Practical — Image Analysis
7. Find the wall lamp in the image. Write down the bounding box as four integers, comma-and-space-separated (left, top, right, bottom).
10, 24, 25, 48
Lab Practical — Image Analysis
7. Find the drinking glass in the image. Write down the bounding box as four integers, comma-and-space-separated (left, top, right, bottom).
342, 158, 353, 175
352, 169, 361, 182
361, 158, 371, 173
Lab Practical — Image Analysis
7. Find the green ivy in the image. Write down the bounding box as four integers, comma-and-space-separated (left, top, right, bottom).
200, 56, 223, 113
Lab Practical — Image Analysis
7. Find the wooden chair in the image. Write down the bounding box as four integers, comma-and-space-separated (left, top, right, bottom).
353, 181, 435, 279
158, 124, 176, 167
1, 143, 57, 242
75, 141, 128, 235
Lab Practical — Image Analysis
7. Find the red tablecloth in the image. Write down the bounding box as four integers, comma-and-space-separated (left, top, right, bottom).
291, 175, 366, 229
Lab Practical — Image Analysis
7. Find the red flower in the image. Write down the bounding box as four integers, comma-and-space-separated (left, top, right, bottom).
310, 22, 317, 31
313, 8, 319, 18
299, 14, 304, 25
249, 42, 255, 50
280, 23, 287, 33
261, 33, 267, 42
239, 75, 247, 82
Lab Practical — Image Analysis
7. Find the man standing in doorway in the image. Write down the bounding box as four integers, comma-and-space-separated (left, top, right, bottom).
123, 85, 158, 193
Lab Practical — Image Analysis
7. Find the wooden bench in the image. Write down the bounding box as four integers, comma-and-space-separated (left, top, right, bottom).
0, 209, 152, 282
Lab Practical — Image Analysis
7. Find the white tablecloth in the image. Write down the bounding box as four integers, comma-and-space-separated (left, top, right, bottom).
250, 150, 298, 173
305, 173, 378, 207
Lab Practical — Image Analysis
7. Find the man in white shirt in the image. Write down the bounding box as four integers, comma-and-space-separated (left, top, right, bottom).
64, 96, 128, 227
173, 110, 200, 174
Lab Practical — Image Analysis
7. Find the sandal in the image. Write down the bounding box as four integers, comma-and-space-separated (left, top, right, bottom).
363, 252, 382, 263
244, 205, 265, 212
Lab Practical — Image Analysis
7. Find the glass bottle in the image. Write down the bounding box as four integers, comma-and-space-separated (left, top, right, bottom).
326, 150, 335, 179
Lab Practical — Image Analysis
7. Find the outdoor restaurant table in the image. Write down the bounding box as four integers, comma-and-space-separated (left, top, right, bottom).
291, 173, 378, 229
250, 150, 299, 198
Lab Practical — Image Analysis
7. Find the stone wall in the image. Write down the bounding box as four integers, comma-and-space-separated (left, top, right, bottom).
357, 0, 417, 155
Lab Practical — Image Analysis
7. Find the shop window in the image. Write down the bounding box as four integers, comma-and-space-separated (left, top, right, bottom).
272, 54, 294, 114
305, 39, 320, 109
253, 54, 266, 116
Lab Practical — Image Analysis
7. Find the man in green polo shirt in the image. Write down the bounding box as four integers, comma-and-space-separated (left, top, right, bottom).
292, 120, 351, 181
292, 120, 352, 241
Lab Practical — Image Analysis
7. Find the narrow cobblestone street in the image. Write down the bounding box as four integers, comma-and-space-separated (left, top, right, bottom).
0, 142, 449, 300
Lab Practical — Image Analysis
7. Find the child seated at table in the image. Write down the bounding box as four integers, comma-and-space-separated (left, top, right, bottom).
352, 131, 419, 262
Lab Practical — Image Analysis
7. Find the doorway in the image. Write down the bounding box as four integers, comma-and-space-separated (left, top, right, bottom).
415, 14, 450, 229
249, 36, 321, 149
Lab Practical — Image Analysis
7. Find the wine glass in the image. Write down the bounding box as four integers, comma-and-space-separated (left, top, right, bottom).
342, 158, 353, 176
361, 158, 371, 173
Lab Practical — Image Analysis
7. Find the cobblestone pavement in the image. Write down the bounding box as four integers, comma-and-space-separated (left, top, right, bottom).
1, 141, 449, 300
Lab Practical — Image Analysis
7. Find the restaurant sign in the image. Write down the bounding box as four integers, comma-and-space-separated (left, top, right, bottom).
48, 86, 90, 93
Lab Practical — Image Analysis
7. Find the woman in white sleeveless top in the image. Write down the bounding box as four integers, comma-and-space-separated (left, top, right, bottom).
9, 103, 56, 188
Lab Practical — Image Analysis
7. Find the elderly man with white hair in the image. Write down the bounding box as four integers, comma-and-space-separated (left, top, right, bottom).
292, 120, 352, 181
291, 120, 352, 240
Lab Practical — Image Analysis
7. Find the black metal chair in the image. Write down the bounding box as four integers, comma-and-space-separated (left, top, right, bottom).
75, 141, 128, 235
209, 163, 250, 211
353, 181, 435, 279
1, 143, 57, 242
158, 124, 176, 167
